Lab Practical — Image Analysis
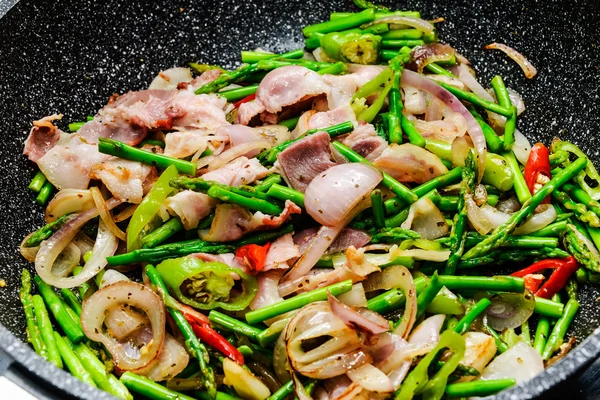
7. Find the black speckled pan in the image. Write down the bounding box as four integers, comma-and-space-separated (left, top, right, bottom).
0, 0, 599, 398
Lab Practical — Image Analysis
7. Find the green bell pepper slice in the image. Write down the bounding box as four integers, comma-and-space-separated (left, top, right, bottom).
320, 30, 381, 64
127, 165, 179, 252
551, 140, 600, 200
156, 257, 258, 311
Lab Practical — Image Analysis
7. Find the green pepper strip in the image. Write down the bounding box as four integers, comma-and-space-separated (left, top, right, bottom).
245, 280, 353, 324
127, 165, 178, 251
395, 330, 466, 400
156, 256, 258, 312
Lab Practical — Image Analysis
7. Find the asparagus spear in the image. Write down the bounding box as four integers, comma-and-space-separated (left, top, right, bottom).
254, 174, 282, 192
240, 48, 304, 63
207, 186, 283, 214
445, 152, 475, 274
60, 289, 82, 317
266, 184, 304, 208
384, 167, 463, 214
564, 223, 600, 273
19, 270, 47, 359
257, 121, 354, 164
382, 39, 425, 48
542, 298, 579, 360
28, 170, 47, 193
416, 272, 443, 318
468, 106, 504, 154
445, 379, 516, 398
145, 265, 217, 399
121, 372, 197, 400
267, 380, 294, 400
54, 333, 97, 388
552, 189, 600, 227
438, 275, 524, 293
32, 295, 63, 368
245, 280, 353, 324
369, 227, 421, 243
35, 181, 55, 206
219, 85, 258, 102
436, 81, 513, 117
34, 276, 86, 344
303, 8, 375, 36
458, 247, 570, 269
141, 218, 184, 248
195, 63, 258, 95
98, 138, 197, 175
371, 189, 386, 229
208, 311, 262, 340
462, 156, 588, 259
107, 225, 293, 265
490, 75, 516, 151
563, 183, 600, 218
23, 214, 73, 247
454, 298, 492, 335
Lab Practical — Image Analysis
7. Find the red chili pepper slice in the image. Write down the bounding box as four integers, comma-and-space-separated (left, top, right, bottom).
236, 243, 271, 272
233, 93, 256, 108
511, 256, 578, 299
180, 305, 244, 364
523, 143, 551, 204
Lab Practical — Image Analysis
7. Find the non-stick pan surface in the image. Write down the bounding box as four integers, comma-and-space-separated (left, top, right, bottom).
0, 0, 599, 398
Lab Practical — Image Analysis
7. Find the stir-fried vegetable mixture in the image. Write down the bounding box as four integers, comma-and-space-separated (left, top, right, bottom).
18, 2, 599, 399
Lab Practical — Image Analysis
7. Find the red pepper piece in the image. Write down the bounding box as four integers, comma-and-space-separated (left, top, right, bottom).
511, 256, 578, 299
236, 243, 271, 272
524, 143, 551, 204
180, 305, 244, 365
233, 93, 256, 108
536, 256, 578, 299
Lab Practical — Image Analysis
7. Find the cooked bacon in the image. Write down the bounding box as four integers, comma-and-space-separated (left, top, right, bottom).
264, 233, 300, 271
148, 67, 194, 90
277, 131, 336, 193
164, 190, 216, 229
236, 100, 266, 126
292, 104, 357, 139
90, 158, 155, 204
23, 115, 63, 162
341, 123, 387, 161
189, 69, 223, 90
170, 92, 229, 129
293, 227, 371, 255
256, 66, 331, 114
163, 128, 212, 159
373, 143, 448, 184
344, 65, 386, 88
200, 200, 301, 242
37, 134, 111, 190
201, 157, 270, 187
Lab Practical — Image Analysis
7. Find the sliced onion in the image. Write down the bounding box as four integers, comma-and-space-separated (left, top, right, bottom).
293, 373, 315, 400
366, 16, 434, 33
460, 332, 497, 381
99, 269, 130, 288
483, 290, 535, 331
305, 163, 383, 226
20, 233, 41, 262
456, 64, 495, 102
402, 70, 487, 180
45, 189, 95, 222
35, 201, 120, 288
451, 136, 471, 167
474, 184, 488, 206
346, 364, 394, 393
143, 334, 189, 381
250, 270, 285, 311
513, 128, 532, 165
51, 242, 80, 278
223, 357, 271, 399
409, 44, 455, 73
328, 293, 389, 335
105, 308, 148, 341
337, 283, 367, 307
496, 197, 521, 214
363, 266, 416, 339
408, 314, 445, 346
90, 187, 126, 240
285, 302, 370, 379
484, 43, 537, 78
81, 280, 166, 371
274, 323, 292, 383
113, 204, 139, 223
480, 204, 511, 229
72, 233, 95, 256
466, 195, 494, 235
514, 204, 557, 235
401, 197, 449, 239
477, 341, 544, 387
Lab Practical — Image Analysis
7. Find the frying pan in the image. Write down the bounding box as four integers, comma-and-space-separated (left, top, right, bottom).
0, 0, 599, 398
